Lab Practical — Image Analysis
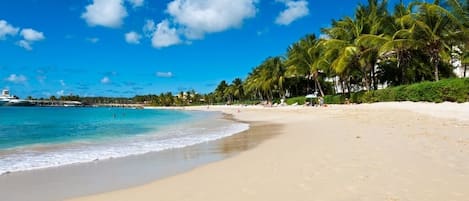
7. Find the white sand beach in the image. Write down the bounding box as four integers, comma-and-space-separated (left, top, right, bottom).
70, 102, 469, 201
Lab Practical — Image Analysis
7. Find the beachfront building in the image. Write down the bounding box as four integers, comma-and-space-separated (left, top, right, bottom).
452, 59, 468, 78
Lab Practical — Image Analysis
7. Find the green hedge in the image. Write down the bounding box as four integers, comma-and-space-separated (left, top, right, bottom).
287, 78, 469, 105
285, 96, 307, 105
358, 78, 469, 103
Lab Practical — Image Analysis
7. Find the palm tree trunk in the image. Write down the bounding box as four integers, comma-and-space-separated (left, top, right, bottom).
313, 71, 325, 97
371, 64, 378, 90
397, 51, 403, 84
315, 78, 325, 97
347, 77, 352, 96
463, 64, 466, 77
432, 47, 440, 81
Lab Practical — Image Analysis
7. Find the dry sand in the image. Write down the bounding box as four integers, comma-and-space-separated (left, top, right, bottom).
69, 102, 469, 201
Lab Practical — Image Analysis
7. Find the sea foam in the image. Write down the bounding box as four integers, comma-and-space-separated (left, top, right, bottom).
0, 114, 249, 175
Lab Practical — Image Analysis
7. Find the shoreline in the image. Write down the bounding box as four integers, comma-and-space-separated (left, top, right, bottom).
70, 102, 469, 201
0, 111, 276, 201
0, 109, 247, 175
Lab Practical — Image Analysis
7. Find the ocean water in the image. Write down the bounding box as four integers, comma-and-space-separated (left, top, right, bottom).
0, 107, 248, 174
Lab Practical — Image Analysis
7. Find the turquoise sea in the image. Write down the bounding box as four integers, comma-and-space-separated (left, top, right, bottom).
0, 107, 248, 174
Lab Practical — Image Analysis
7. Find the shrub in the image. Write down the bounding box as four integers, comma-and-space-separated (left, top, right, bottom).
287, 78, 469, 105
324, 94, 346, 104
286, 96, 306, 105
356, 78, 469, 103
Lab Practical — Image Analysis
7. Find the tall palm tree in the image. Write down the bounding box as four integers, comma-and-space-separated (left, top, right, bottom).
214, 80, 228, 103
231, 78, 244, 101
447, 0, 469, 77
411, 0, 464, 81
358, 0, 421, 85
286, 34, 326, 96
355, 0, 390, 89
244, 66, 265, 101
321, 16, 364, 93
244, 57, 286, 102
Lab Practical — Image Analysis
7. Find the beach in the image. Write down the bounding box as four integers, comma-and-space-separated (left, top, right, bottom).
69, 102, 469, 201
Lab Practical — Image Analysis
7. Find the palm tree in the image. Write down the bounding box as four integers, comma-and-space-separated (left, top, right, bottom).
244, 67, 263, 100
286, 34, 326, 96
263, 56, 287, 100
244, 57, 286, 102
358, 0, 421, 85
231, 78, 244, 101
321, 16, 364, 93
214, 80, 228, 103
355, 0, 391, 89
410, 1, 464, 81
447, 0, 469, 77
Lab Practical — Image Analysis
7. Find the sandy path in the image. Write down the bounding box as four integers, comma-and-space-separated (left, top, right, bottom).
70, 103, 469, 201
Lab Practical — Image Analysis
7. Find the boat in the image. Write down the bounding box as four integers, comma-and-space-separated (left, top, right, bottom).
1, 89, 35, 106
0, 89, 14, 106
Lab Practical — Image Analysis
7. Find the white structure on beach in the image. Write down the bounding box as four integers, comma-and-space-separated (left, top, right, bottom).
452, 58, 468, 78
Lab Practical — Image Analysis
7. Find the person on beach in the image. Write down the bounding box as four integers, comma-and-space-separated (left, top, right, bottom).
319, 96, 324, 107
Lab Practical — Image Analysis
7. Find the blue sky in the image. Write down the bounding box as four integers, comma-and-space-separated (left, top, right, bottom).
0, 0, 410, 98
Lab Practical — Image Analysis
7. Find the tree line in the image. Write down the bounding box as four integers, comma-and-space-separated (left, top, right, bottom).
213, 0, 468, 104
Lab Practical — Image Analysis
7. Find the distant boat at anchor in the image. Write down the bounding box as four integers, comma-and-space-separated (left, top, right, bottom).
0, 89, 35, 106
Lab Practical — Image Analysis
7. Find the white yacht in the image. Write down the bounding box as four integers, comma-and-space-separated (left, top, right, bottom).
0, 89, 13, 106
0, 89, 34, 106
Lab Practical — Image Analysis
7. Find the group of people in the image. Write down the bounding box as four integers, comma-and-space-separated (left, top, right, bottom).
306, 96, 325, 107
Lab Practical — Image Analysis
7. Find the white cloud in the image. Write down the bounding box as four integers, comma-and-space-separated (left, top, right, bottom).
5, 74, 27, 84
0, 20, 19, 40
59, 80, 66, 86
1, 21, 45, 50
125, 31, 141, 44
20, 28, 45, 41
127, 0, 144, 8
156, 71, 173, 78
101, 76, 111, 84
150, 20, 181, 48
166, 0, 257, 39
86, 37, 100, 43
275, 0, 309, 25
56, 90, 65, 96
17, 28, 45, 50
17, 40, 32, 50
143, 20, 156, 37
81, 0, 128, 28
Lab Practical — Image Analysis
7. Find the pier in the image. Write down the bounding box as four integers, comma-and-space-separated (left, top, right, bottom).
28, 100, 84, 107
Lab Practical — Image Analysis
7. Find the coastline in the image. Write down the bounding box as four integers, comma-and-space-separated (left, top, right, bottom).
0, 111, 276, 201
70, 102, 469, 201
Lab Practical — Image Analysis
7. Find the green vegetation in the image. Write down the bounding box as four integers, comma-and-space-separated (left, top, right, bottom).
312, 78, 469, 104
285, 96, 307, 105
209, 0, 469, 105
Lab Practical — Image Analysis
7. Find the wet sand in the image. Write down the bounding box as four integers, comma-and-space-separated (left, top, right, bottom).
70, 102, 469, 201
